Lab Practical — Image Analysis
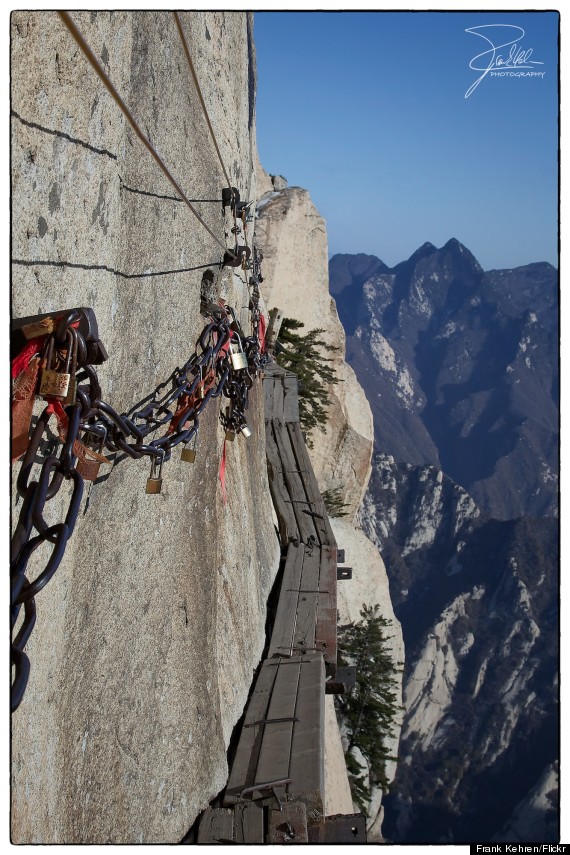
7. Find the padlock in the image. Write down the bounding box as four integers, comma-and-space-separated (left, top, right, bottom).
22, 316, 56, 340
62, 328, 79, 406
39, 330, 75, 399
196, 366, 205, 400
77, 430, 106, 481
229, 337, 248, 371
145, 455, 163, 494
225, 429, 236, 442
240, 422, 252, 438
181, 434, 197, 463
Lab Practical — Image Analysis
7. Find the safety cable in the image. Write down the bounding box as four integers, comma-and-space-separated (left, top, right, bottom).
173, 12, 243, 246
58, 11, 236, 259
173, 12, 232, 192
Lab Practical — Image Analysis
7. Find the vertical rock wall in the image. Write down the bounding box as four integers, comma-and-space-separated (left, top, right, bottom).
253, 183, 373, 519
11, 11, 279, 843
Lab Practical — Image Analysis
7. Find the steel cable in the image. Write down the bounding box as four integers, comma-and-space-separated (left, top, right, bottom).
58, 11, 236, 259
173, 12, 233, 192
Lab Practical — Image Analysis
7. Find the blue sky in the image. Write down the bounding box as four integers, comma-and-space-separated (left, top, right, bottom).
254, 11, 559, 271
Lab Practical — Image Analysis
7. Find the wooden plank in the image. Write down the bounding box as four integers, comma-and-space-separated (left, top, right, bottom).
265, 424, 298, 544
224, 661, 278, 805
286, 421, 330, 545
291, 545, 320, 653
264, 373, 275, 424
273, 422, 318, 544
254, 659, 302, 792
315, 545, 338, 668
293, 591, 317, 653
287, 422, 337, 547
272, 377, 284, 420
268, 578, 298, 657
288, 655, 326, 817
268, 802, 309, 844
197, 808, 234, 843
283, 374, 299, 423
233, 802, 265, 843
298, 542, 321, 589
268, 542, 304, 658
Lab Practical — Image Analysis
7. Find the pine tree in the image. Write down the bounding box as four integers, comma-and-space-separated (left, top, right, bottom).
337, 604, 402, 809
275, 316, 339, 444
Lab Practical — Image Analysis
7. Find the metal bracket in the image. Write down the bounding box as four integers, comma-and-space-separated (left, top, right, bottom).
223, 245, 251, 268
222, 186, 240, 211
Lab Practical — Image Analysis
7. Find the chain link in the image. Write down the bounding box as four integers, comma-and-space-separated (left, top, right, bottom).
11, 258, 268, 711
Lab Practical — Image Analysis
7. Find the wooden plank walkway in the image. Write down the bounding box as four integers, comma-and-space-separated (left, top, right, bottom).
197, 358, 365, 843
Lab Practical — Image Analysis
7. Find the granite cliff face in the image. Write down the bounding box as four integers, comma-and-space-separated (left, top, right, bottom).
331, 243, 559, 842
254, 184, 374, 521
11, 11, 279, 843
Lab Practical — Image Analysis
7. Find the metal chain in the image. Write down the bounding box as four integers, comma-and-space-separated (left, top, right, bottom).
11, 269, 268, 711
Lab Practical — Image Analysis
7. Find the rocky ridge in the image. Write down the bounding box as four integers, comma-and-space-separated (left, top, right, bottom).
330, 242, 558, 521
357, 453, 558, 842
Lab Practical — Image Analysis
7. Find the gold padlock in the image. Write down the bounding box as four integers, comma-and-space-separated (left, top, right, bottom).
63, 376, 77, 407
39, 330, 74, 399
62, 328, 79, 406
181, 435, 197, 463
22, 316, 56, 340
229, 337, 248, 371
145, 455, 163, 494
225, 429, 236, 442
196, 366, 205, 400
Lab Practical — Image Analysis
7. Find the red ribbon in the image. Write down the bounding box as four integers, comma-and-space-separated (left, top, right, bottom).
45, 398, 69, 436
258, 313, 267, 353
12, 340, 42, 380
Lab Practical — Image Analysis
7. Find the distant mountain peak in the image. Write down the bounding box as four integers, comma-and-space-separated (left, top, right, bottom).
443, 237, 465, 250
328, 253, 390, 297
438, 238, 484, 274
406, 241, 438, 263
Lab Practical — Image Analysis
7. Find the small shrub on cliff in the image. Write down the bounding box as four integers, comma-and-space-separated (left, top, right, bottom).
274, 315, 339, 445
322, 486, 350, 517
338, 604, 402, 810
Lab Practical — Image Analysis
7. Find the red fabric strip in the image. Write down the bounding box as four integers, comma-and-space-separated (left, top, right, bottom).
258, 313, 267, 353
12, 340, 42, 380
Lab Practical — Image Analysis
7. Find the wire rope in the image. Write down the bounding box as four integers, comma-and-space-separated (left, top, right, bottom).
58, 11, 236, 259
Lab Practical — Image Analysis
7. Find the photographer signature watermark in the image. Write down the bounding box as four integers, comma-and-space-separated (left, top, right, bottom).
465, 24, 545, 98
